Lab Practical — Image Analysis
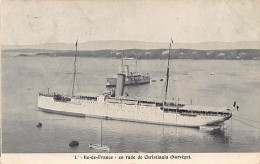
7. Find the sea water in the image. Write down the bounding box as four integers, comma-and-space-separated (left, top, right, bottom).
2, 55, 260, 153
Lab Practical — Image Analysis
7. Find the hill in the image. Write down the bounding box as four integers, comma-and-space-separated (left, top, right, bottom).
2, 40, 260, 51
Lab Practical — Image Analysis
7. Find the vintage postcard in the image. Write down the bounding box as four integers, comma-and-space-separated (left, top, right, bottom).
1, 0, 260, 163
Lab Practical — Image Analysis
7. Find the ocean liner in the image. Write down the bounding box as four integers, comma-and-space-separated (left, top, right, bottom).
38, 39, 232, 128
106, 58, 150, 87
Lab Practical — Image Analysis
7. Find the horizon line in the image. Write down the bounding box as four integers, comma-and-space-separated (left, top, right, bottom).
2, 40, 260, 46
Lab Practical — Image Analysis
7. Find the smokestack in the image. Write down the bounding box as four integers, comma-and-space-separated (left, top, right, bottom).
119, 66, 124, 73
119, 58, 124, 73
124, 65, 129, 76
115, 73, 125, 97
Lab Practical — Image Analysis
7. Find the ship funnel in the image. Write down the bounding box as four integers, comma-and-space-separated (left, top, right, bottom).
115, 73, 125, 97
124, 65, 129, 76
119, 58, 124, 73
119, 66, 124, 73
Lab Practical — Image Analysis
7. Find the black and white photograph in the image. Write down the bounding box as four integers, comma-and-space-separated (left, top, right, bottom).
1, 0, 260, 163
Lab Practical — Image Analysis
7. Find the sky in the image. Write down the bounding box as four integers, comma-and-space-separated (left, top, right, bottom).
1, 0, 260, 45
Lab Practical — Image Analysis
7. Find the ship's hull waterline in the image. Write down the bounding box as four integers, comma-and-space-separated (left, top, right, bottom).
38, 95, 232, 128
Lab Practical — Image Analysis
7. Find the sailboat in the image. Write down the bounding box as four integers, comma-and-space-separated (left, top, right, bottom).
38, 39, 233, 128
89, 121, 110, 151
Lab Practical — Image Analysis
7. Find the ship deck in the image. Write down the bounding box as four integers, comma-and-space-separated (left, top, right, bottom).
39, 93, 231, 114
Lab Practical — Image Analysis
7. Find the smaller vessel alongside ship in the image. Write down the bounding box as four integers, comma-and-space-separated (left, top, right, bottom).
106, 58, 150, 87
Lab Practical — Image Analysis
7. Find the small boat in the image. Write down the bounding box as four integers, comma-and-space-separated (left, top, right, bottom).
89, 143, 110, 151
106, 57, 150, 87
69, 140, 79, 147
89, 121, 110, 151
36, 122, 42, 127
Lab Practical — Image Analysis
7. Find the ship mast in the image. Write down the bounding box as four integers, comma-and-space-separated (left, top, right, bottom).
135, 53, 138, 73
120, 52, 124, 73
101, 121, 103, 147
71, 39, 78, 97
164, 38, 173, 102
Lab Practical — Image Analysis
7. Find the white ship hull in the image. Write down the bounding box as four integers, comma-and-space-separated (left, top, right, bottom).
38, 95, 232, 128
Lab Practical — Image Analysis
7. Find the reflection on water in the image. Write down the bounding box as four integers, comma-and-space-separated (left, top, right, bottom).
205, 129, 231, 144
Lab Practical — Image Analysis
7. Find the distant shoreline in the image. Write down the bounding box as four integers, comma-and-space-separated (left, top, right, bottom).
4, 48, 260, 60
